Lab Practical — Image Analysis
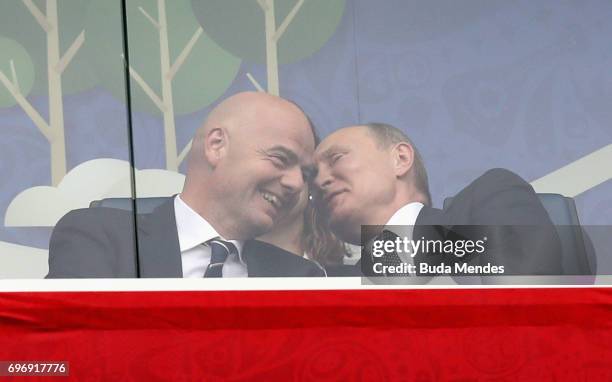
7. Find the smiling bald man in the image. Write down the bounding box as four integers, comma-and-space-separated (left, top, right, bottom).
47, 92, 324, 278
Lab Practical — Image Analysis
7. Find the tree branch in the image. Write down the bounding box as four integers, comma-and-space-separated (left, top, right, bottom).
167, 27, 203, 81
0, 70, 52, 141
21, 0, 51, 32
55, 30, 85, 74
121, 56, 166, 112
177, 139, 192, 166
274, 0, 304, 42
246, 73, 265, 92
10, 60, 20, 92
138, 6, 160, 29
256, 0, 268, 11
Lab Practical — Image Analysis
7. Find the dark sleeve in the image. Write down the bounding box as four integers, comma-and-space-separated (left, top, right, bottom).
468, 169, 554, 226
47, 208, 136, 278
325, 263, 363, 277
453, 168, 563, 275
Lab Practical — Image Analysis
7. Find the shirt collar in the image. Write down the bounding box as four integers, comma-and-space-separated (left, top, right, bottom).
385, 202, 424, 230
174, 195, 243, 257
380, 202, 425, 263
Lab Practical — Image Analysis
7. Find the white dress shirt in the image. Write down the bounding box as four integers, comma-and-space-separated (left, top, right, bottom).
174, 195, 246, 278
384, 202, 424, 263
347, 202, 425, 265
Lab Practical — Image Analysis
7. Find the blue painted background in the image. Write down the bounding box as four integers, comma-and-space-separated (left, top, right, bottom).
1, 0, 610, 268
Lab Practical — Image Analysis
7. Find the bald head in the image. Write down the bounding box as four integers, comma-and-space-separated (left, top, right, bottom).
181, 92, 316, 239
188, 92, 309, 170
207, 91, 299, 131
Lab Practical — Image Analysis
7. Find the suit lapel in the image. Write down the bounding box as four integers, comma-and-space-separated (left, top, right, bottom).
137, 198, 183, 277
413, 206, 450, 267
415, 206, 447, 227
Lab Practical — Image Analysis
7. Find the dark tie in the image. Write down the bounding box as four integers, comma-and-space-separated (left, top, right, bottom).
361, 229, 405, 277
203, 238, 237, 278
377, 230, 403, 269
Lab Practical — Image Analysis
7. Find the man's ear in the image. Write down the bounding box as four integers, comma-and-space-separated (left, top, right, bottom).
392, 142, 414, 178
203, 127, 227, 167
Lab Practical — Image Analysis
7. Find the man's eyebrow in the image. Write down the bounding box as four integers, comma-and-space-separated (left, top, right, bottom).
266, 146, 298, 162
317, 144, 347, 161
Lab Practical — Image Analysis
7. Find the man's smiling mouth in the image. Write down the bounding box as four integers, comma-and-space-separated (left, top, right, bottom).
262, 190, 283, 209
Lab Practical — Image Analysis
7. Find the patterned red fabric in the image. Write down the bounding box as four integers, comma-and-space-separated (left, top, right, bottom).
1, 288, 612, 380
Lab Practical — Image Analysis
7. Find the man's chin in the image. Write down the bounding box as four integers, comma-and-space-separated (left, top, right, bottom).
241, 213, 275, 239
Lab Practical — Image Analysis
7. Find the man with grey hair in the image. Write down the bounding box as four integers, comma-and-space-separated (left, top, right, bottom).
363, 122, 432, 206
314, 123, 562, 278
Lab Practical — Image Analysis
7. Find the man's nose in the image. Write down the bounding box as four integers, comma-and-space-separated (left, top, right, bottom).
280, 166, 305, 194
314, 165, 333, 190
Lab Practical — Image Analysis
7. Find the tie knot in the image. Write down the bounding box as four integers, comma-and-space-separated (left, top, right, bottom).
380, 229, 399, 241
208, 238, 237, 256
204, 238, 237, 278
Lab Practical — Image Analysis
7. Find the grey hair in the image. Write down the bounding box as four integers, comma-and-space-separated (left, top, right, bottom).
363, 122, 432, 206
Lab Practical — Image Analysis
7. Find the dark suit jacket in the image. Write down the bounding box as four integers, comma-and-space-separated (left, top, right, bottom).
358, 168, 563, 277
47, 199, 325, 278
241, 240, 326, 277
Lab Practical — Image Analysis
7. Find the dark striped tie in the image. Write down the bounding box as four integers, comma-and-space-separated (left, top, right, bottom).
366, 230, 404, 276
379, 230, 403, 268
203, 238, 237, 278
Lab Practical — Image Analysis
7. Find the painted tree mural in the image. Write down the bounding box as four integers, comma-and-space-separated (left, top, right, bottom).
192, 0, 345, 95
86, 0, 241, 171
0, 38, 35, 109
0, 0, 89, 186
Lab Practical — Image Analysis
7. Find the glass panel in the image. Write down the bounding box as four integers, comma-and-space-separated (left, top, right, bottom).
352, 0, 612, 281
0, 0, 134, 278
3, 1, 609, 281
126, 0, 356, 278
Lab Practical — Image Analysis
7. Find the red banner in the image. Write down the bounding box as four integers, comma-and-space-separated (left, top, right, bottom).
2, 288, 612, 380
